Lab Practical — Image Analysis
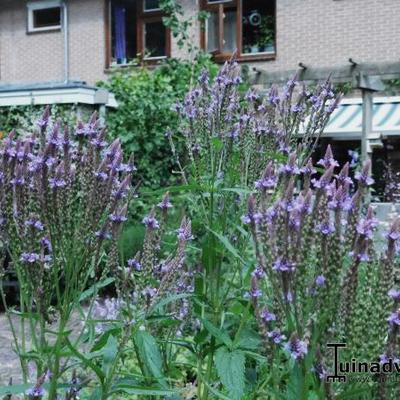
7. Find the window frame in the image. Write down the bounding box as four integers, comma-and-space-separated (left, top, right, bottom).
200, 0, 276, 62
105, 0, 171, 68
27, 0, 62, 33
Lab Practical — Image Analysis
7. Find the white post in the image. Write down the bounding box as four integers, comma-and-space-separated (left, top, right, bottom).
361, 88, 373, 162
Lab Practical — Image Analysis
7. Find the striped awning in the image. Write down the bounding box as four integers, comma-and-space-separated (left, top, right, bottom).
323, 96, 400, 139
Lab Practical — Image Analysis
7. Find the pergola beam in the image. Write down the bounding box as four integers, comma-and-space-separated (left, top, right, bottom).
250, 61, 400, 85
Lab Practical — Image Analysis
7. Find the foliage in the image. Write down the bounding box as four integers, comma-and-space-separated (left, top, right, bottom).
0, 104, 93, 138
100, 55, 218, 190
1, 60, 400, 400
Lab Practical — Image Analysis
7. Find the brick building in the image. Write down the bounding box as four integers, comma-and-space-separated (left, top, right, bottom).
0, 0, 400, 201
1, 0, 399, 84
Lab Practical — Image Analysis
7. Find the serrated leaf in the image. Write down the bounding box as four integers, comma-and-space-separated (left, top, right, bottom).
215, 347, 245, 400
134, 330, 166, 385
202, 319, 233, 348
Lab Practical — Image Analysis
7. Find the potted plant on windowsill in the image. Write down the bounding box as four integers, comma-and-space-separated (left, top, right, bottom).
257, 15, 275, 53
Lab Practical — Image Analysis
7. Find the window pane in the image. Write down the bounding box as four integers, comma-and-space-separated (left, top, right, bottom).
242, 1, 275, 54
111, 1, 137, 65
144, 21, 166, 58
223, 10, 236, 52
33, 7, 61, 28
206, 11, 219, 53
144, 0, 160, 11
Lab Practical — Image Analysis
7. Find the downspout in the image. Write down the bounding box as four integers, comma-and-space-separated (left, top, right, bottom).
63, 0, 69, 83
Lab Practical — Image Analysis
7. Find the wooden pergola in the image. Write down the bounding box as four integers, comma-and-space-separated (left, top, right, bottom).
250, 61, 400, 162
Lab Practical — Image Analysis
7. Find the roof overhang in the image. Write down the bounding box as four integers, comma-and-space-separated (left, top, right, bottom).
320, 96, 400, 139
0, 81, 118, 108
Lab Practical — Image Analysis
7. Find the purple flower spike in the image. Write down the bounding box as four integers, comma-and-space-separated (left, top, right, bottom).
260, 308, 276, 322
245, 89, 259, 103
26, 385, 46, 399
177, 217, 193, 241
336, 162, 353, 186
388, 289, 400, 302
284, 334, 308, 360
387, 310, 400, 326
315, 275, 326, 286
355, 160, 374, 186
356, 207, 378, 239
112, 176, 131, 200
312, 165, 334, 190
158, 192, 173, 211
142, 286, 157, 298
317, 145, 339, 169
279, 152, 300, 176
95, 229, 111, 240
25, 219, 44, 231
317, 222, 335, 236
142, 214, 160, 230
255, 162, 277, 190
252, 265, 266, 279
110, 213, 127, 224
272, 258, 295, 272
20, 252, 40, 264
300, 159, 316, 176
242, 195, 262, 225
127, 258, 142, 271
385, 218, 400, 242
36, 106, 50, 128
268, 329, 285, 344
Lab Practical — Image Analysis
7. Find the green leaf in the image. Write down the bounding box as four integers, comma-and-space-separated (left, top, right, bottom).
65, 339, 105, 383
148, 293, 193, 314
89, 387, 103, 400
211, 137, 223, 151
134, 330, 166, 385
79, 278, 115, 302
202, 319, 233, 348
215, 347, 246, 400
112, 387, 176, 396
207, 228, 244, 262
235, 328, 262, 351
0, 384, 31, 396
102, 334, 118, 375
286, 363, 305, 400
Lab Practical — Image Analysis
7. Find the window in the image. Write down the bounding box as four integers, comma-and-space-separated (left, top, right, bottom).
27, 1, 62, 33
109, 0, 170, 66
200, 0, 276, 61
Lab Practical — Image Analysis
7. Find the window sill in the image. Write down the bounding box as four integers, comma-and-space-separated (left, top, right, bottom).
212, 52, 276, 63
27, 26, 61, 34
105, 61, 162, 73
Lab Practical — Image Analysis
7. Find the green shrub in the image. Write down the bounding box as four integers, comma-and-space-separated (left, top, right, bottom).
100, 54, 218, 189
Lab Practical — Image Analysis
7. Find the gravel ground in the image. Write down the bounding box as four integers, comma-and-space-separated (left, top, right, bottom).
0, 311, 85, 388
0, 313, 26, 385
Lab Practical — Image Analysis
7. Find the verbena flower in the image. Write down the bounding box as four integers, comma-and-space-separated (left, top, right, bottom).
317, 145, 339, 169
260, 308, 276, 322
268, 329, 285, 344
284, 334, 308, 360
388, 289, 400, 301
355, 160, 374, 186
142, 215, 160, 229
127, 259, 142, 271
315, 275, 326, 286
387, 310, 400, 326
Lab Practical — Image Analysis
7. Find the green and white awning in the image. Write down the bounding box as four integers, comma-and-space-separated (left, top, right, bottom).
323, 97, 400, 139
